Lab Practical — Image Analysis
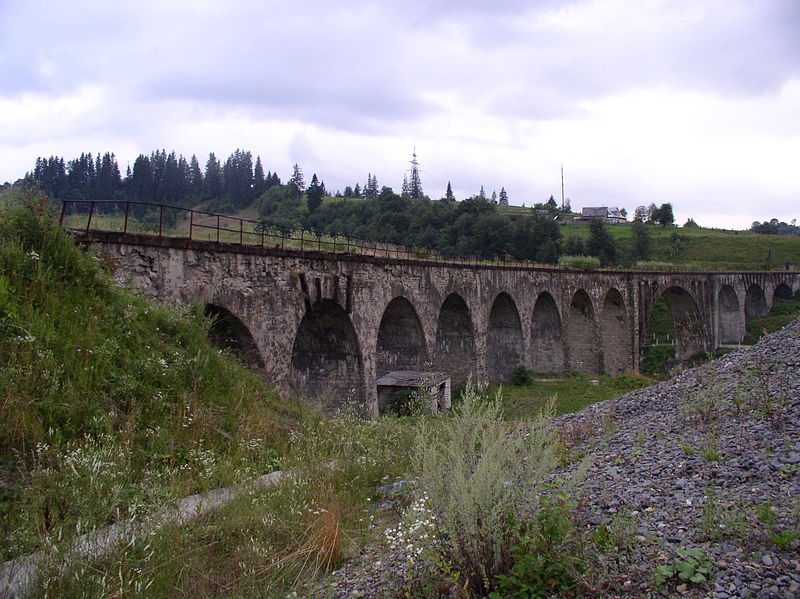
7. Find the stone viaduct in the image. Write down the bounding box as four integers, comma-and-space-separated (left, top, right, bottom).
84, 232, 800, 416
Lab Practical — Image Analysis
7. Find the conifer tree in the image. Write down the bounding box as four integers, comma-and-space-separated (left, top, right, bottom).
499, 187, 509, 205
289, 163, 305, 199
253, 156, 266, 198
442, 181, 455, 202
408, 149, 423, 198
307, 173, 324, 213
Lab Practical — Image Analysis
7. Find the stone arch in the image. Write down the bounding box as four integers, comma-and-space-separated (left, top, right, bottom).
565, 289, 600, 374
530, 291, 564, 373
774, 283, 793, 300
745, 284, 768, 319
487, 292, 524, 383
718, 285, 743, 343
205, 304, 265, 369
376, 296, 427, 375
290, 299, 364, 407
434, 293, 477, 384
600, 288, 630, 374
652, 286, 707, 359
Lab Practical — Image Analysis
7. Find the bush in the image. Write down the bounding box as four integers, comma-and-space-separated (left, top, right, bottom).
558, 255, 600, 270
410, 384, 563, 595
511, 365, 533, 386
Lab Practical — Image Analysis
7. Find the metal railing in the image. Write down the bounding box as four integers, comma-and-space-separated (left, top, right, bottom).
58, 200, 787, 273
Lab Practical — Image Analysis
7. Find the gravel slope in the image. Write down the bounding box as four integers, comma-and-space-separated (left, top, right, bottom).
318, 319, 800, 599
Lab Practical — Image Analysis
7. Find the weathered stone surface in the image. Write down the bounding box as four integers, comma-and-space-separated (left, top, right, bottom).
84, 232, 800, 414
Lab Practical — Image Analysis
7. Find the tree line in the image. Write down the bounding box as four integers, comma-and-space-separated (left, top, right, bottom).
259, 181, 563, 262
24, 149, 282, 212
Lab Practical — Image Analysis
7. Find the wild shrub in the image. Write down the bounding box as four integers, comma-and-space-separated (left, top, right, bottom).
411, 383, 564, 595
510, 365, 533, 386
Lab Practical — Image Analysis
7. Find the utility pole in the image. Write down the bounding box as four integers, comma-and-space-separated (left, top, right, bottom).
561, 164, 565, 211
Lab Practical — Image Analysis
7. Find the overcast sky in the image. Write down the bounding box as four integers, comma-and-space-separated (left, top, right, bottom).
1, 0, 798, 229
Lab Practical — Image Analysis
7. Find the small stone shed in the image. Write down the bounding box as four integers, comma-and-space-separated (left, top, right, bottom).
376, 370, 452, 414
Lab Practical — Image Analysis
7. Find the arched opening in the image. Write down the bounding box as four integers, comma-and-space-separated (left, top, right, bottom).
745, 285, 768, 319
565, 289, 600, 374
600, 288, 630, 374
774, 283, 793, 300
434, 293, 477, 384
487, 292, 524, 383
376, 297, 427, 375
205, 304, 265, 369
290, 299, 364, 407
718, 285, 742, 344
530, 292, 564, 373
646, 286, 706, 362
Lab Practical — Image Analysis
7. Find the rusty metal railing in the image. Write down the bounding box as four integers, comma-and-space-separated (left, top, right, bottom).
58, 200, 786, 273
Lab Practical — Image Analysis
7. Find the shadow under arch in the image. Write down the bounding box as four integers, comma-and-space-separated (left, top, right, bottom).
531, 291, 564, 373
487, 292, 524, 383
566, 289, 600, 374
650, 286, 707, 359
600, 288, 630, 374
718, 285, 742, 343
774, 283, 793, 301
376, 296, 427, 375
290, 299, 365, 408
745, 284, 768, 319
434, 293, 477, 384
205, 304, 265, 369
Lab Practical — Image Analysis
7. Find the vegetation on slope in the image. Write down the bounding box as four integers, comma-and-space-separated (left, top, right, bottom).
0, 193, 303, 560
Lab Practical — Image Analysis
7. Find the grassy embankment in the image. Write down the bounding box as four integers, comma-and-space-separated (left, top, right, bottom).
0, 194, 415, 597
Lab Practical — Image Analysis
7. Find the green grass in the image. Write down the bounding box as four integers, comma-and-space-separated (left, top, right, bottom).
491, 373, 653, 419
560, 222, 800, 271
0, 194, 306, 561
744, 292, 800, 344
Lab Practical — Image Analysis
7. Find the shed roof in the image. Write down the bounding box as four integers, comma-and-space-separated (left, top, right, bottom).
376, 370, 450, 387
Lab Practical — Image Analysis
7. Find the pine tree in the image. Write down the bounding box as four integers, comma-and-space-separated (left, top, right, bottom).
189, 154, 203, 199
442, 181, 455, 202
491, 190, 497, 204
408, 149, 423, 198
307, 173, 324, 213
203, 153, 222, 200
401, 174, 410, 197
253, 156, 266, 198
289, 164, 305, 199
499, 187, 509, 205
479, 185, 486, 199
353, 183, 362, 198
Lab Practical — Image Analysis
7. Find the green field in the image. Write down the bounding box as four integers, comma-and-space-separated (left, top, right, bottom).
559, 222, 800, 271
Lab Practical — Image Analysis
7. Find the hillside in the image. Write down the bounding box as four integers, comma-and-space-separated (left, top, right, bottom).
559, 222, 800, 271
0, 196, 303, 562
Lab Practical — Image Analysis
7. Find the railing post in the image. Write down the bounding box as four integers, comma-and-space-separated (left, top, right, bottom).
301, 229, 305, 251
86, 201, 95, 233
159, 205, 163, 237
216, 215, 220, 243
59, 201, 67, 227
240, 219, 243, 244
189, 210, 193, 240
123, 202, 130, 234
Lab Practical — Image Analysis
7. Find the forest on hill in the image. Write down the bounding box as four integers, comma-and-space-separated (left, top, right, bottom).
15, 148, 800, 269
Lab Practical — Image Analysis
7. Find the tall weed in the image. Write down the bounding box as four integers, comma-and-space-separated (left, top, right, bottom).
411, 383, 564, 595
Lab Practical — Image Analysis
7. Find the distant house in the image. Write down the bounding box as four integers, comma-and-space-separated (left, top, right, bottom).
579, 207, 627, 224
